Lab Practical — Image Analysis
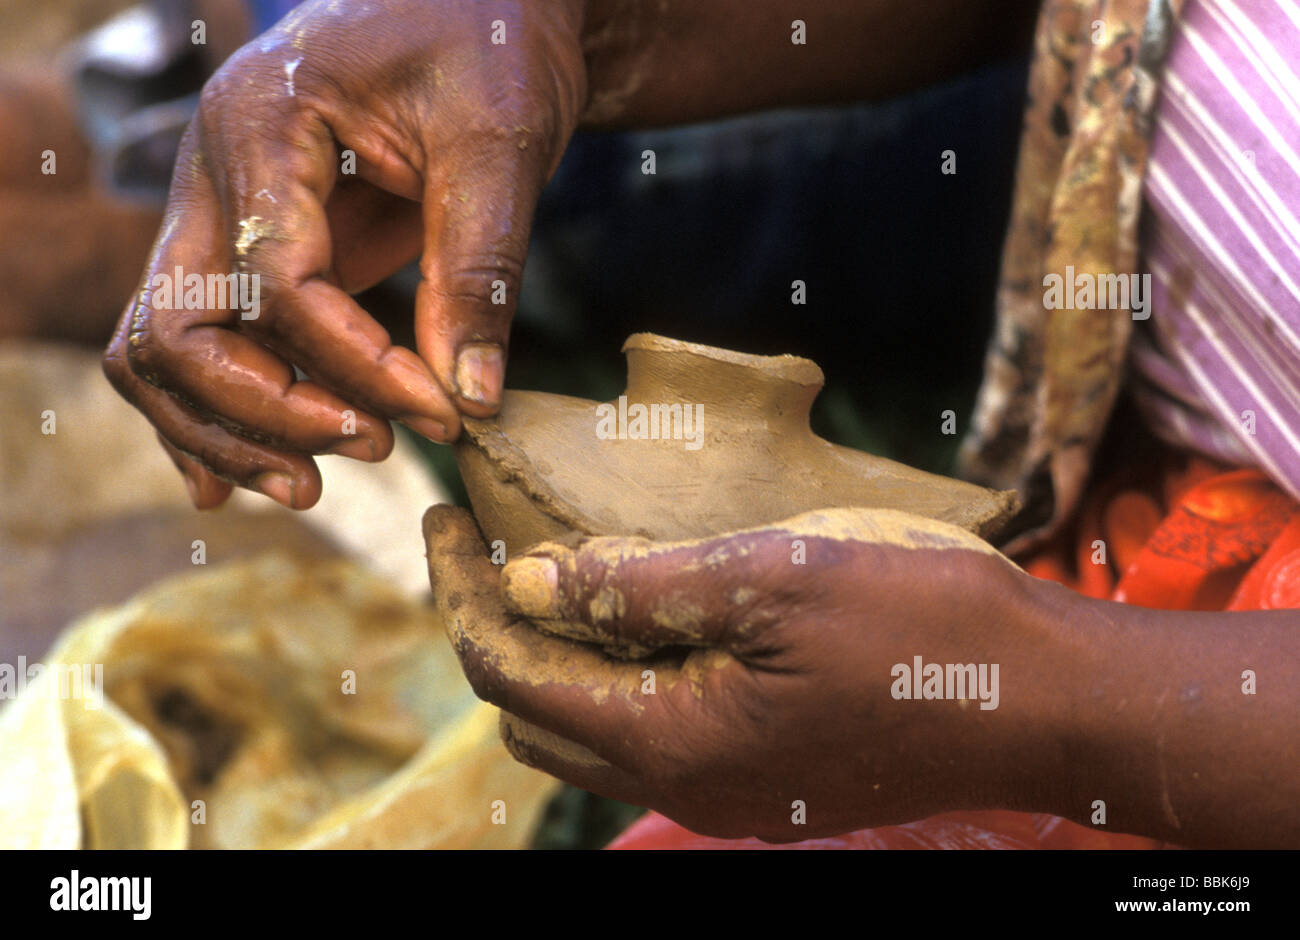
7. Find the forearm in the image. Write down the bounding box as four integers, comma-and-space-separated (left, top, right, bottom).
577, 0, 1041, 127
1033, 580, 1300, 848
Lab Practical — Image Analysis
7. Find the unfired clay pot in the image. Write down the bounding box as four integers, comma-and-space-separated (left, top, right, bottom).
454, 334, 1019, 552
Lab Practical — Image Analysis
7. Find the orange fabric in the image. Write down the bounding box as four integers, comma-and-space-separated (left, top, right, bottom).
1026, 459, 1300, 610
608, 453, 1299, 850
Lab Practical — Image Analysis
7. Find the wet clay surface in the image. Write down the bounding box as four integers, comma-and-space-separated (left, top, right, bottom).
455, 333, 1021, 555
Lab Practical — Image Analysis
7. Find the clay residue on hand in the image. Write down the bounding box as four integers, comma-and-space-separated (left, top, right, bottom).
649, 598, 707, 636
587, 584, 626, 624
502, 507, 1016, 663
674, 647, 737, 701
765, 507, 1015, 560
458, 333, 1023, 667
500, 713, 610, 770
234, 216, 273, 257
499, 556, 559, 619
423, 506, 649, 713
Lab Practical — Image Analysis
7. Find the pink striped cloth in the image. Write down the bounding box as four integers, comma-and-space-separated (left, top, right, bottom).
1131, 0, 1300, 501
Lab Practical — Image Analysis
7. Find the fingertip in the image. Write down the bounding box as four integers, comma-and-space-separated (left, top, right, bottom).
250, 469, 321, 510
501, 555, 561, 619
370, 421, 397, 460
158, 433, 233, 511
455, 397, 504, 421
327, 417, 395, 462
453, 342, 504, 412
192, 474, 234, 511
325, 435, 383, 461
400, 412, 458, 444
291, 477, 323, 510
421, 503, 458, 540
421, 503, 483, 552
182, 473, 201, 507
252, 471, 295, 508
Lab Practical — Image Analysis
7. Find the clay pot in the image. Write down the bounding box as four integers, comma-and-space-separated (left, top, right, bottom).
454, 333, 1019, 553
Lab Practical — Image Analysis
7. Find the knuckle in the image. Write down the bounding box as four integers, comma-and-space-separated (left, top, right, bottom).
190, 438, 265, 487
201, 42, 282, 105
526, 21, 587, 116
196, 60, 249, 123
197, 52, 330, 165
240, 265, 292, 300
490, 43, 579, 133
444, 78, 565, 172
425, 254, 524, 309
567, 552, 620, 629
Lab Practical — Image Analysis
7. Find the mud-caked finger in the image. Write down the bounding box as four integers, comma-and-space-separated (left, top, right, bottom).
497, 712, 655, 807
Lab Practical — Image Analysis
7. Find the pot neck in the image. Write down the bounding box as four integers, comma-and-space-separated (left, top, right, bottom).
620, 334, 824, 433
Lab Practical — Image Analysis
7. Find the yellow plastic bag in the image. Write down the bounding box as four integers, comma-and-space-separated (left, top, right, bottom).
0, 552, 559, 849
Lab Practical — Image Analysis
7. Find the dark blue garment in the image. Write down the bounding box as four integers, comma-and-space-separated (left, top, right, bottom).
248, 0, 304, 33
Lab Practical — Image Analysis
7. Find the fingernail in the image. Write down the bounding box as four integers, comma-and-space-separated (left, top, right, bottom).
182, 473, 201, 507
502, 556, 560, 619
327, 436, 376, 461
401, 415, 449, 442
253, 471, 295, 508
454, 343, 504, 408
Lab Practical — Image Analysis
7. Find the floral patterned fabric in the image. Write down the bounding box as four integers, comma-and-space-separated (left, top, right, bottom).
959, 0, 1186, 554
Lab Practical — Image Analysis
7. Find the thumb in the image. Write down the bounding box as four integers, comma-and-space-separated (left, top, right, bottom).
500, 527, 803, 654
500, 508, 1015, 654
415, 145, 548, 418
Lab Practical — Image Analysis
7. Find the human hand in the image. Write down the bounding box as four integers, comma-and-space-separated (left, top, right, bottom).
424, 504, 1078, 841
105, 0, 588, 509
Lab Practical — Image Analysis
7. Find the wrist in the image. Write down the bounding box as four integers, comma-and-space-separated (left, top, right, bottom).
968, 570, 1097, 817
1018, 579, 1177, 835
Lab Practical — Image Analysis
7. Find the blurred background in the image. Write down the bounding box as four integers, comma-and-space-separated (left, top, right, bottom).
0, 0, 1029, 848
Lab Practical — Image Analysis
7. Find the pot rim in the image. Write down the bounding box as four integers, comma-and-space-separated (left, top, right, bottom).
621, 333, 824, 387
